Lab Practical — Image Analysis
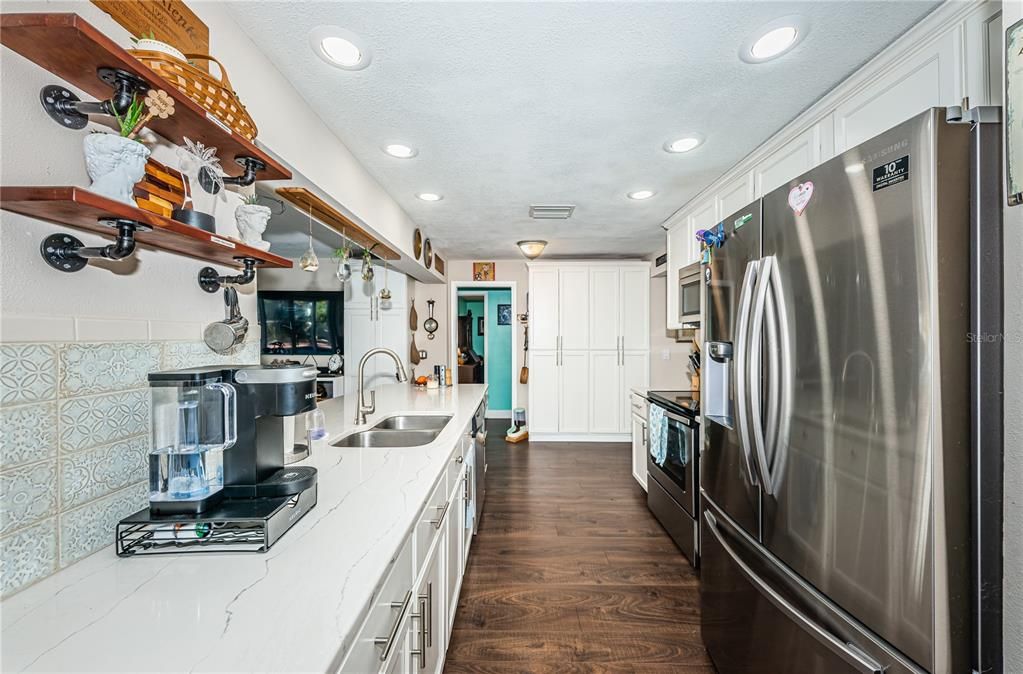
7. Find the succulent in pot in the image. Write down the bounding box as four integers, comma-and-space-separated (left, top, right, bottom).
234, 194, 272, 251
130, 30, 187, 62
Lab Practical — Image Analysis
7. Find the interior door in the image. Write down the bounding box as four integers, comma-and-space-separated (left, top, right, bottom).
620, 351, 649, 433
529, 351, 559, 433
529, 268, 559, 350
588, 267, 619, 350
588, 350, 620, 433
619, 267, 649, 350
558, 268, 589, 350
558, 351, 590, 433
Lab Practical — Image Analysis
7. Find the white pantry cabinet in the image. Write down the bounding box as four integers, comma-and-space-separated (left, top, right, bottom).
344, 261, 409, 395
529, 261, 649, 439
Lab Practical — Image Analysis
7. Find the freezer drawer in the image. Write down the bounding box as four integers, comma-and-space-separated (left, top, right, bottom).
700, 497, 922, 674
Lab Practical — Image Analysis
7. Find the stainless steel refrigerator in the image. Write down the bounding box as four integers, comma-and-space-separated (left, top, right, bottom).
699, 107, 1003, 674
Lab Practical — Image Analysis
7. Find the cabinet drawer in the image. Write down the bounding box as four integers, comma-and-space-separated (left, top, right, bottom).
339, 535, 415, 673
415, 475, 449, 571
631, 393, 647, 414
447, 440, 467, 485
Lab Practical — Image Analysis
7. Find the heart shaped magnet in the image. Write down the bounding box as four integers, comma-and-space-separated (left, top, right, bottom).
788, 181, 814, 216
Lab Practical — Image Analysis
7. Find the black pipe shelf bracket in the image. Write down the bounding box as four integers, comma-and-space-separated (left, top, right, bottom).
40, 218, 152, 272
40, 67, 150, 130
198, 257, 258, 293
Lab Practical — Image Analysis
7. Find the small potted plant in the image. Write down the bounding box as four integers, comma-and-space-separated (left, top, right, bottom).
333, 239, 353, 283
234, 194, 272, 251
130, 30, 187, 62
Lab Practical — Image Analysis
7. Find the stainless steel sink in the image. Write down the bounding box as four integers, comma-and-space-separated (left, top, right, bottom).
373, 414, 452, 431
332, 429, 441, 448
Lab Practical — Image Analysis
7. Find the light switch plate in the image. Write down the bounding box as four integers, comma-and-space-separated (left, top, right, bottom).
661, 349, 671, 360
419, 350, 428, 359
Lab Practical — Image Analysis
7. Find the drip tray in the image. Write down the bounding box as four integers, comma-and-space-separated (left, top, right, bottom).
116, 484, 317, 556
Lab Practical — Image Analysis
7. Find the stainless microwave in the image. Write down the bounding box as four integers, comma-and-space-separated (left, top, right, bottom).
678, 262, 702, 325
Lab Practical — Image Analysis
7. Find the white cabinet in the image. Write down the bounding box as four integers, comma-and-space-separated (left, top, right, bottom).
529, 262, 650, 438
666, 222, 688, 330
620, 351, 649, 433
756, 125, 823, 197
415, 541, 444, 674
344, 264, 409, 396
445, 464, 466, 633
631, 414, 648, 490
716, 172, 755, 220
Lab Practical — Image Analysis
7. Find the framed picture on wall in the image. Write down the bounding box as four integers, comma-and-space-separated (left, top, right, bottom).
477, 316, 485, 336
497, 304, 512, 325
473, 262, 495, 281
1008, 17, 1023, 206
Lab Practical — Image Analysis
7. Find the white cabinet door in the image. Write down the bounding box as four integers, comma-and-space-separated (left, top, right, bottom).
558, 267, 590, 350
346, 262, 378, 309
588, 267, 620, 351
619, 351, 649, 433
445, 474, 464, 634
756, 126, 821, 197
415, 541, 445, 674
529, 268, 559, 351
619, 267, 649, 350
631, 413, 648, 490
382, 623, 409, 674
689, 199, 717, 265
346, 307, 377, 392
558, 351, 590, 433
529, 351, 559, 433
666, 222, 688, 330
588, 351, 621, 434
716, 172, 755, 220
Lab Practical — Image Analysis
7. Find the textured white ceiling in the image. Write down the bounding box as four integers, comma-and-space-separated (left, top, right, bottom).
230, 1, 937, 259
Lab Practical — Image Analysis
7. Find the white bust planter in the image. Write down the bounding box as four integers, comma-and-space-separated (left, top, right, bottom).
83, 134, 150, 205
235, 203, 272, 251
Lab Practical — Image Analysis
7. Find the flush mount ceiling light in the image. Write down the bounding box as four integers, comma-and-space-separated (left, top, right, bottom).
740, 16, 807, 64
663, 135, 703, 154
309, 26, 372, 70
383, 143, 418, 159
517, 240, 548, 259
627, 190, 656, 200
417, 192, 443, 202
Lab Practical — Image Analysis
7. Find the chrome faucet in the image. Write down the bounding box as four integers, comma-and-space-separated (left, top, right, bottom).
355, 347, 409, 424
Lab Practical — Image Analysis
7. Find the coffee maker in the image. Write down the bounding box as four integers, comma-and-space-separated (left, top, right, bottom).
117, 364, 320, 555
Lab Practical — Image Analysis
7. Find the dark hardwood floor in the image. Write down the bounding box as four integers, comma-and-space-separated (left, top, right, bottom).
444, 422, 714, 674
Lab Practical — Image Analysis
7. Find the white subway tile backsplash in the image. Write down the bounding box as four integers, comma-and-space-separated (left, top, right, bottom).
148, 320, 203, 341
59, 342, 160, 395
60, 436, 148, 509
0, 518, 57, 598
0, 460, 58, 536
0, 402, 57, 470
0, 343, 57, 405
0, 315, 76, 344
74, 318, 149, 342
59, 482, 147, 566
58, 389, 150, 452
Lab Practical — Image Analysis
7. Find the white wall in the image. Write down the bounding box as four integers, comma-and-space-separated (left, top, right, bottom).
648, 275, 694, 390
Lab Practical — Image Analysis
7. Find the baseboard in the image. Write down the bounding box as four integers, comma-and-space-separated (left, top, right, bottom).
530, 433, 631, 443
486, 410, 512, 419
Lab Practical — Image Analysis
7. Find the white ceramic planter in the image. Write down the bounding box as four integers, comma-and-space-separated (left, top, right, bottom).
134, 38, 186, 61
82, 134, 151, 205
234, 204, 272, 251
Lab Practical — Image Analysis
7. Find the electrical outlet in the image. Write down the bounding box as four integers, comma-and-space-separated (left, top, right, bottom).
661, 349, 671, 361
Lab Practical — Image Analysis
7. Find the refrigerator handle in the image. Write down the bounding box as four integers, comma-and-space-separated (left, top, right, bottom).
748, 256, 775, 495
768, 258, 793, 495
703, 509, 885, 674
734, 260, 759, 487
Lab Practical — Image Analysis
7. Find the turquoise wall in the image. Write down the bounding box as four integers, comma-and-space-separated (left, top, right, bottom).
459, 288, 513, 411
456, 298, 485, 355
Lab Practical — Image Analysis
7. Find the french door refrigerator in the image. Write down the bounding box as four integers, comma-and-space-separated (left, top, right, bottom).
700, 107, 1003, 674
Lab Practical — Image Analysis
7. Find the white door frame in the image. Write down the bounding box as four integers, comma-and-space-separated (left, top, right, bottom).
450, 281, 518, 415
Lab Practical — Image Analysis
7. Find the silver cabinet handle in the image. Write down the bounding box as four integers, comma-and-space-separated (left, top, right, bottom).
421, 581, 433, 648
429, 501, 450, 529
748, 256, 775, 496
733, 260, 759, 487
455, 454, 464, 464
409, 597, 426, 670
374, 590, 412, 661
703, 509, 883, 674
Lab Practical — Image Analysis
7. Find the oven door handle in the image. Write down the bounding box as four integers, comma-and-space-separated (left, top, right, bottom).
661, 408, 693, 427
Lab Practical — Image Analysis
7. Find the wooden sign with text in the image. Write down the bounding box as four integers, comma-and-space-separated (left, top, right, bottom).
91, 0, 209, 69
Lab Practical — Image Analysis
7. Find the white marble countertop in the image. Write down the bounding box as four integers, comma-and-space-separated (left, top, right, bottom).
1, 383, 487, 673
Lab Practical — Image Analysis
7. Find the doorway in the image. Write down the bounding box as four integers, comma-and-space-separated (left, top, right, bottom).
450, 282, 517, 418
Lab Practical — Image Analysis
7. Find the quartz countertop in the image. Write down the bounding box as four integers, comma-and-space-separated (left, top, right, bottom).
1, 384, 487, 673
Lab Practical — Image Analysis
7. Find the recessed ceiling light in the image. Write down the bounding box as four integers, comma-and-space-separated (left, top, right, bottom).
664, 136, 703, 154
309, 26, 372, 70
384, 144, 418, 159
417, 192, 443, 202
739, 16, 807, 64
627, 190, 656, 200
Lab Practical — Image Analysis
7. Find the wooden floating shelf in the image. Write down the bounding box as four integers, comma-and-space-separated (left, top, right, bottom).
276, 187, 401, 261
0, 186, 292, 269
0, 12, 291, 182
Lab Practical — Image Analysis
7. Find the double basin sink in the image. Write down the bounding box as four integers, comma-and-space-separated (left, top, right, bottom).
332, 414, 452, 448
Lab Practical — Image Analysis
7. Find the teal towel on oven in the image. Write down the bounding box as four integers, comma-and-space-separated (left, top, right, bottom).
648, 404, 668, 466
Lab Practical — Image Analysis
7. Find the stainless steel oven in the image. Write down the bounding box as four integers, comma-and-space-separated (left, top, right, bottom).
647, 391, 700, 568
678, 262, 702, 326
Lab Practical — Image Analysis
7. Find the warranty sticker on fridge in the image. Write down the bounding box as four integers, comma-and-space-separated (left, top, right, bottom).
872, 155, 910, 191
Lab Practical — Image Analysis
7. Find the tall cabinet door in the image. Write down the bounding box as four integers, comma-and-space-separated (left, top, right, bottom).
619, 351, 650, 433
589, 351, 621, 433
619, 267, 650, 350
588, 267, 620, 350
558, 268, 589, 350
558, 351, 590, 433
529, 268, 559, 351
529, 351, 560, 433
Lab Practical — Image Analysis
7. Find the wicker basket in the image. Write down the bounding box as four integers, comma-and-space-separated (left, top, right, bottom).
129, 50, 258, 141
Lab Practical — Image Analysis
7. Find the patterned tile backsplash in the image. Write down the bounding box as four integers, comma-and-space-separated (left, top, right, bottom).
0, 339, 259, 597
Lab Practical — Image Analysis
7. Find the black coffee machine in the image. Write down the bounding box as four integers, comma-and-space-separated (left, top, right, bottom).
116, 364, 320, 555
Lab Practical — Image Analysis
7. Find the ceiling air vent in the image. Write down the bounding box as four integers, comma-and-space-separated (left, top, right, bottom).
529, 204, 575, 220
